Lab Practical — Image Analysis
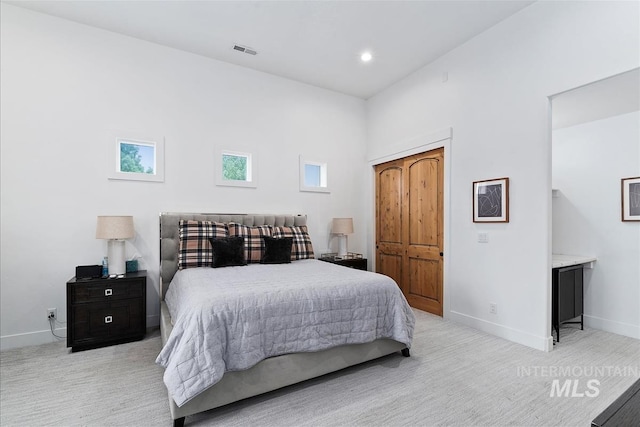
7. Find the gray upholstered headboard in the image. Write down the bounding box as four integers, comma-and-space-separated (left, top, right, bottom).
159, 213, 307, 299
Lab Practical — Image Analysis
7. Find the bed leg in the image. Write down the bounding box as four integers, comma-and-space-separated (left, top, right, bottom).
401, 348, 410, 357
173, 417, 185, 427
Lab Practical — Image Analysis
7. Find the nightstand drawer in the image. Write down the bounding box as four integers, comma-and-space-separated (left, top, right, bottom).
71, 280, 143, 303
71, 299, 144, 343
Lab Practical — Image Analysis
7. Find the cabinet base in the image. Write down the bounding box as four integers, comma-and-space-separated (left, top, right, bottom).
70, 334, 145, 352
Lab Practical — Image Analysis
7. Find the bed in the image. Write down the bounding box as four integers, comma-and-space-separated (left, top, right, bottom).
157, 213, 415, 426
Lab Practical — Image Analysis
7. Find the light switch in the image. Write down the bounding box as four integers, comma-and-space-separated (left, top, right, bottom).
478, 232, 489, 243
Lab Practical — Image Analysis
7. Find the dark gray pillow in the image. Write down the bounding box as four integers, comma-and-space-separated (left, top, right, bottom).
261, 236, 293, 264
209, 237, 246, 268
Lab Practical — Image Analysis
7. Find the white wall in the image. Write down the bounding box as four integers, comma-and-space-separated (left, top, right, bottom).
3, 2, 639, 353
0, 5, 368, 349
552, 112, 640, 339
366, 1, 639, 350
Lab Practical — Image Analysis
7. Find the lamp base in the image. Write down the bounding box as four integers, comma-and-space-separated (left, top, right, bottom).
107, 240, 126, 275
337, 235, 348, 258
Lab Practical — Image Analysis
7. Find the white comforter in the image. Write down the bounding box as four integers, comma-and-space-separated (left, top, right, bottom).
156, 259, 415, 407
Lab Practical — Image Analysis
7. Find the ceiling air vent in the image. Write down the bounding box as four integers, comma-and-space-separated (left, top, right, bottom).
233, 44, 257, 56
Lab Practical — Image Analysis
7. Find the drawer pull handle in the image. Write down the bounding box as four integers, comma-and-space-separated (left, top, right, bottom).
105, 289, 112, 296
105, 316, 113, 324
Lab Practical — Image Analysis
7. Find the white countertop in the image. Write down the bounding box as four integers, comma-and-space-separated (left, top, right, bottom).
552, 254, 597, 269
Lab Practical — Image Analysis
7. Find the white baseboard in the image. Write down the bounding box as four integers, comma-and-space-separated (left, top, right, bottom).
0, 327, 67, 351
447, 310, 552, 351
146, 313, 159, 329
584, 315, 640, 339
1, 315, 160, 351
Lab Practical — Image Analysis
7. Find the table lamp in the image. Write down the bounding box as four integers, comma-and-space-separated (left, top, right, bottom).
96, 215, 134, 275
331, 218, 354, 257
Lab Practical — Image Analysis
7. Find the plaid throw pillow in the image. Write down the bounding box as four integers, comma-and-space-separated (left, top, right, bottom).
228, 223, 273, 263
178, 220, 228, 269
272, 225, 315, 260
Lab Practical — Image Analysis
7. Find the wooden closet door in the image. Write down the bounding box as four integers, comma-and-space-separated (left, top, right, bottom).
375, 159, 405, 289
375, 148, 444, 316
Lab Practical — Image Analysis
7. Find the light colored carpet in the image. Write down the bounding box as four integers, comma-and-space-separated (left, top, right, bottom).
1, 310, 638, 426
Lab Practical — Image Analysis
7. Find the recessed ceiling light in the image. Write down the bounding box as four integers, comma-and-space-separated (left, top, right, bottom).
360, 52, 373, 62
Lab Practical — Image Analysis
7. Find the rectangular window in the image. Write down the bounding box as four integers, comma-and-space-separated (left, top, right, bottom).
304, 164, 322, 187
120, 140, 156, 175
108, 134, 164, 182
222, 153, 249, 181
300, 156, 329, 193
216, 149, 257, 188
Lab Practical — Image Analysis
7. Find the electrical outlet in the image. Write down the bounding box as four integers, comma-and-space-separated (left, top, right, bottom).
489, 303, 497, 314
47, 308, 57, 320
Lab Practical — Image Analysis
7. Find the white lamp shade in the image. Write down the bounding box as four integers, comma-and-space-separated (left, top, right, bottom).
331, 218, 354, 235
332, 218, 353, 257
96, 216, 134, 240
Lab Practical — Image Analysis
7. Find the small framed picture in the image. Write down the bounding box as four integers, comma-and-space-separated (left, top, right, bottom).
473, 177, 509, 223
621, 176, 640, 221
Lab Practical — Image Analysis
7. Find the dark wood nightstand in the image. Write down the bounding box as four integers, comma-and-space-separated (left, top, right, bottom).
66, 270, 146, 352
319, 256, 367, 271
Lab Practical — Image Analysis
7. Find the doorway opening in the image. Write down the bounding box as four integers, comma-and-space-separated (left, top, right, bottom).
549, 68, 640, 343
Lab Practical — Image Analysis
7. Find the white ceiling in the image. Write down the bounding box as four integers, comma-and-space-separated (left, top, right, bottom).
552, 68, 640, 130
4, 0, 535, 99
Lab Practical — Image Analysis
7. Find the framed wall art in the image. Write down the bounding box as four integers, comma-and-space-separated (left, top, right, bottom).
473, 177, 509, 223
621, 176, 640, 221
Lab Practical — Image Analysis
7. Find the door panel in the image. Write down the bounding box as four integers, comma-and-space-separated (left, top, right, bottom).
376, 160, 406, 293
408, 257, 442, 314
408, 158, 439, 247
375, 148, 444, 316
379, 252, 403, 290
377, 166, 403, 244
408, 258, 439, 298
